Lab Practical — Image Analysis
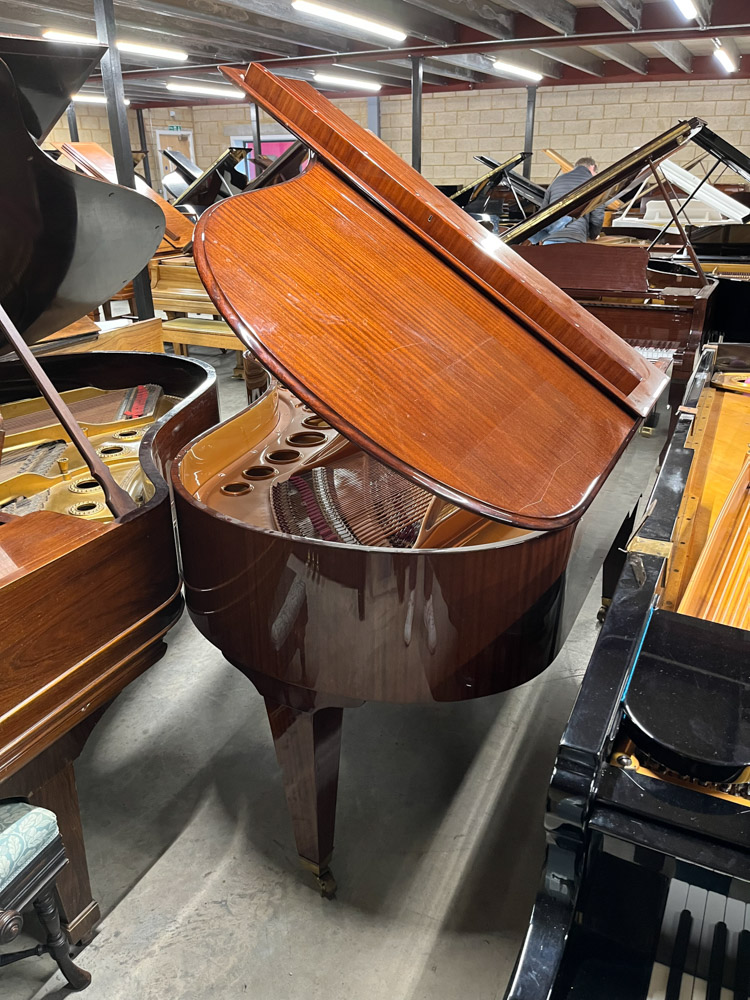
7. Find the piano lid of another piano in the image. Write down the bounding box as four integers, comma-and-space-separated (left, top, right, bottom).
52, 141, 195, 257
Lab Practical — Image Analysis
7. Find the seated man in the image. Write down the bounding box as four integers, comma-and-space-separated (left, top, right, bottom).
532, 156, 605, 244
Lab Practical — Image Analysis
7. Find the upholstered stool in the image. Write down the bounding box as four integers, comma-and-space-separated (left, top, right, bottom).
0, 802, 90, 990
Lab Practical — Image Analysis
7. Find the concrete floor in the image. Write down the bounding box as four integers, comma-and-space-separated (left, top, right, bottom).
4, 349, 605, 1000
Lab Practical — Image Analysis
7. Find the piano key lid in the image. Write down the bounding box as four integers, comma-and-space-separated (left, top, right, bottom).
193, 63, 668, 532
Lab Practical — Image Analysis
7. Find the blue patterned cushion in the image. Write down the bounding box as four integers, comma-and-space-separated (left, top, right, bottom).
0, 802, 59, 892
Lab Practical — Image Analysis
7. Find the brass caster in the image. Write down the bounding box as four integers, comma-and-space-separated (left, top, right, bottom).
315, 868, 337, 899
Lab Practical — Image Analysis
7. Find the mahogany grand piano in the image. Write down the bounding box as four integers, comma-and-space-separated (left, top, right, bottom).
0, 43, 218, 942
171, 63, 667, 895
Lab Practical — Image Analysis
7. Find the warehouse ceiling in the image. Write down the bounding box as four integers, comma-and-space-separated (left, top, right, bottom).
1, 0, 748, 105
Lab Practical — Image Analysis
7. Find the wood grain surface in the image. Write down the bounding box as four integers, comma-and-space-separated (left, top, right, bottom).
196, 158, 640, 530
220, 64, 665, 417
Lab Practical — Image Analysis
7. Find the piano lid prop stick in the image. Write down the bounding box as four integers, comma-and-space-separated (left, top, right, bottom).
648, 161, 709, 287
0, 303, 137, 519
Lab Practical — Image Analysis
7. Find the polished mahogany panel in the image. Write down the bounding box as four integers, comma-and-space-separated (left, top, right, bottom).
220, 64, 665, 417
196, 159, 639, 530
0, 352, 218, 934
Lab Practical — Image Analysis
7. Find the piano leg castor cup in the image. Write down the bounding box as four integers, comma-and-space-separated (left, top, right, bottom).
301, 859, 337, 899
597, 598, 611, 624
315, 868, 337, 899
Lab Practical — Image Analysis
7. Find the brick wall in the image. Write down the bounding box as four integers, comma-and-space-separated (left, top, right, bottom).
44, 104, 140, 152
43, 79, 750, 191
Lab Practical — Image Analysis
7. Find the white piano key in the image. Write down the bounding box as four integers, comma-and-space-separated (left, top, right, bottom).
723, 898, 745, 986
698, 893, 728, 980
686, 885, 709, 975
647, 961, 670, 999
657, 880, 691, 966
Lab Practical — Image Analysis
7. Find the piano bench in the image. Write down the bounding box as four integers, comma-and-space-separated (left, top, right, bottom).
162, 317, 245, 377
0, 802, 90, 991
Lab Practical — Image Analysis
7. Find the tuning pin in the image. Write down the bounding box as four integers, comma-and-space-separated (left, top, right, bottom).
58, 457, 70, 480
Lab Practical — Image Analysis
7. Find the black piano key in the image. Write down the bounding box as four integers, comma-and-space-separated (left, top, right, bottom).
666, 909, 693, 1000
707, 921, 727, 1000
735, 929, 750, 1000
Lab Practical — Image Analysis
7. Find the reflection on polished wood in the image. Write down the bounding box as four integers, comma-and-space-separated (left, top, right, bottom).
0, 353, 218, 938
172, 64, 669, 890
515, 243, 716, 435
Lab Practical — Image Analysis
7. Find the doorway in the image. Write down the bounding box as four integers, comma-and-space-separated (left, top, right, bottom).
155, 128, 196, 191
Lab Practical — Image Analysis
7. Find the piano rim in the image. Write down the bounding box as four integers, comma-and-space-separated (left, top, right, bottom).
170, 386, 558, 554
0, 351, 218, 525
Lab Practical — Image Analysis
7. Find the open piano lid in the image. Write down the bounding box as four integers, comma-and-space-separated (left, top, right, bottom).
193, 63, 666, 532
502, 118, 706, 245
691, 124, 750, 185
0, 57, 165, 346
0, 34, 105, 141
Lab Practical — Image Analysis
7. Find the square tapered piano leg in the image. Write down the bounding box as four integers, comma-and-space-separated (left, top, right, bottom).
264, 699, 343, 898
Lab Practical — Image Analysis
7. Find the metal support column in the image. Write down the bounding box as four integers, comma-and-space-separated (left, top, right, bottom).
366, 95, 380, 138
250, 102, 262, 160
523, 86, 537, 179
135, 108, 152, 186
93, 0, 154, 319
66, 103, 79, 142
411, 55, 423, 174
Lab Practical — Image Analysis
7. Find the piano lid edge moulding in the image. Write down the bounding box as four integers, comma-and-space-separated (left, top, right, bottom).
193, 65, 667, 532
219, 64, 664, 419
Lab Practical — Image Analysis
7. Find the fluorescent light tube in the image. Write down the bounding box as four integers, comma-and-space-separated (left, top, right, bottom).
115, 41, 187, 61
72, 93, 130, 105
292, 1, 406, 41
44, 30, 99, 45
492, 59, 543, 83
44, 29, 187, 61
714, 45, 738, 73
314, 72, 382, 92
671, 0, 699, 18
166, 82, 245, 99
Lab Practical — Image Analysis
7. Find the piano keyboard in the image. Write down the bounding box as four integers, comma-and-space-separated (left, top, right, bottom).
647, 881, 750, 999
634, 345, 678, 363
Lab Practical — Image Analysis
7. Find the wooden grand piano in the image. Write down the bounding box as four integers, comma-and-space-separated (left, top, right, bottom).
515, 243, 716, 435
0, 49, 218, 942
506, 342, 750, 999
507, 124, 750, 346
170, 63, 667, 896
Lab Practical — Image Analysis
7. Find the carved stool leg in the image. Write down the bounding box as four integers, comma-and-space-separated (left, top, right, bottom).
33, 888, 91, 991
265, 700, 343, 897
29, 763, 100, 943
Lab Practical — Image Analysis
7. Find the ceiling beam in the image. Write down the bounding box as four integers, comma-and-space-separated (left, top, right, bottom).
436, 51, 562, 80
402, 0, 513, 37
588, 43, 649, 73
531, 45, 604, 75
491, 0, 576, 34
215, 0, 458, 44
388, 57, 485, 83
113, 0, 304, 55
597, 0, 642, 30
258, 21, 750, 69
4, 0, 301, 57
653, 39, 693, 72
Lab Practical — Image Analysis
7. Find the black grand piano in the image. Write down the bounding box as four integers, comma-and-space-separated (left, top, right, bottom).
506, 342, 750, 999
